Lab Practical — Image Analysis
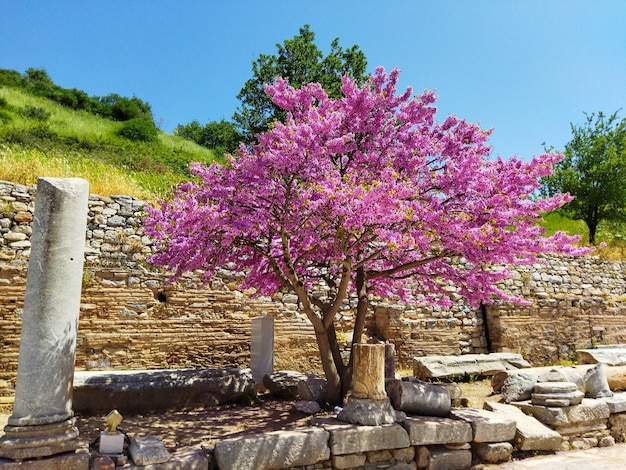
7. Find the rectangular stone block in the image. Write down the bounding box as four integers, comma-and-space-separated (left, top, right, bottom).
129, 436, 170, 466
484, 401, 562, 451
423, 446, 472, 470
451, 408, 516, 443
332, 453, 366, 469
214, 427, 330, 470
0, 450, 89, 469
600, 392, 626, 414
403, 416, 472, 446
515, 398, 610, 427
313, 418, 409, 455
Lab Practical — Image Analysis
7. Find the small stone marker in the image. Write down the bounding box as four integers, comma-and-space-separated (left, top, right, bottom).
129, 436, 170, 465
0, 177, 89, 461
251, 316, 274, 382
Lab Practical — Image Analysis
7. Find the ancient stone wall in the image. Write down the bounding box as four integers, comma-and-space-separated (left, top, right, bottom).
1, 180, 625, 397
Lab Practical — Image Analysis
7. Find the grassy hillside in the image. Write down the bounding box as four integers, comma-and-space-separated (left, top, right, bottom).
0, 86, 220, 198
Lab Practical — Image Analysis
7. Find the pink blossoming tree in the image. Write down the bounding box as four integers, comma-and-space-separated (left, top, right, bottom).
145, 67, 588, 404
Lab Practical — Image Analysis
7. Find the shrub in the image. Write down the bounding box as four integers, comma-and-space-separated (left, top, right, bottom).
20, 105, 51, 121
117, 118, 158, 142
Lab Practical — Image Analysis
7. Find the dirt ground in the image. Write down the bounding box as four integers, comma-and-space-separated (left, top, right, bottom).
0, 378, 499, 454
88, 378, 498, 452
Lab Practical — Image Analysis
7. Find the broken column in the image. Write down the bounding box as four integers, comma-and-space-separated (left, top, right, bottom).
0, 178, 88, 460
338, 343, 397, 425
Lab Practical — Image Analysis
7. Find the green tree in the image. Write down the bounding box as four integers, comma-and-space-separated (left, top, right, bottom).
542, 111, 626, 244
233, 24, 368, 142
176, 119, 242, 154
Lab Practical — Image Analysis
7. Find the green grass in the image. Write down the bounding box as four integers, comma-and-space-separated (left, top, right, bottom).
0, 86, 218, 197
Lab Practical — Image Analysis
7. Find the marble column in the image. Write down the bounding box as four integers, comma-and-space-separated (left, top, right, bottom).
0, 178, 88, 460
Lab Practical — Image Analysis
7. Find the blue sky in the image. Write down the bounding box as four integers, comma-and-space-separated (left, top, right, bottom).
1, 1, 624, 160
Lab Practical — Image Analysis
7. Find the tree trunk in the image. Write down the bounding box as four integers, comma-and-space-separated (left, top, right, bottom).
314, 329, 343, 405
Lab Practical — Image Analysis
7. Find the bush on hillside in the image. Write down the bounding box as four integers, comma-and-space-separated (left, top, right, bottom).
117, 118, 158, 142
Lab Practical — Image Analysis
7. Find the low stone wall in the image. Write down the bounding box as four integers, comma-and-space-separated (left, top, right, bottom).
1, 180, 625, 399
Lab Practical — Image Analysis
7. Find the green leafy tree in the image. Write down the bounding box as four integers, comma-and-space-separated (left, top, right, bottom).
176, 119, 243, 154
233, 24, 368, 142
542, 111, 626, 244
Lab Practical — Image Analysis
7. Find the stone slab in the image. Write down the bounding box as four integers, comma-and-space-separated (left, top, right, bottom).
402, 416, 472, 446
484, 402, 562, 451
600, 392, 626, 414
515, 398, 610, 427
213, 427, 330, 470
0, 450, 89, 469
128, 436, 170, 466
577, 348, 626, 366
313, 417, 409, 455
126, 448, 208, 469
413, 353, 530, 380
451, 408, 516, 443
73, 367, 255, 413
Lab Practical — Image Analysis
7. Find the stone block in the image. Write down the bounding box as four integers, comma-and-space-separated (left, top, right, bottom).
413, 353, 530, 380
419, 446, 472, 470
577, 348, 626, 366
473, 441, 513, 464
332, 453, 366, 469
403, 415, 472, 446
451, 408, 516, 443
515, 398, 610, 428
484, 401, 562, 451
500, 372, 537, 403
0, 451, 89, 469
213, 427, 330, 470
263, 370, 309, 398
600, 392, 626, 413
128, 436, 170, 466
313, 417, 409, 455
73, 367, 255, 413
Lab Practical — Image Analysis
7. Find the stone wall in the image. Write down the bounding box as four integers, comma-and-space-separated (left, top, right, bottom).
1, 180, 625, 397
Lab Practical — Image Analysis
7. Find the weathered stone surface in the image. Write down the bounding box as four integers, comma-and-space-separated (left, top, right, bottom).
128, 436, 170, 465
313, 417, 409, 455
515, 398, 610, 430
500, 372, 538, 403
577, 348, 626, 366
484, 401, 562, 451
297, 375, 328, 403
537, 367, 585, 393
403, 416, 472, 446
386, 379, 451, 417
473, 441, 513, 464
584, 363, 614, 398
263, 370, 309, 398
451, 408, 516, 443
530, 391, 584, 407
213, 427, 330, 470
0, 450, 90, 469
600, 392, 626, 413
418, 446, 472, 470
332, 453, 366, 469
534, 381, 578, 393
352, 344, 387, 400
413, 353, 530, 380
337, 396, 397, 426
294, 400, 321, 414
73, 368, 255, 413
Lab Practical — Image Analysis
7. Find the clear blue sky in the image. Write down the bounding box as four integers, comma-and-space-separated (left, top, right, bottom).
1, 1, 624, 160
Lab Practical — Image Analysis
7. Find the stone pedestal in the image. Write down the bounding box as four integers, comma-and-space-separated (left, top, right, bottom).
251, 316, 274, 382
338, 344, 397, 425
0, 178, 88, 460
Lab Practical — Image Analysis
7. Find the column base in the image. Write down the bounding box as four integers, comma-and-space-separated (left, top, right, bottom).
337, 396, 401, 425
0, 418, 82, 460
